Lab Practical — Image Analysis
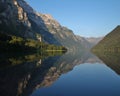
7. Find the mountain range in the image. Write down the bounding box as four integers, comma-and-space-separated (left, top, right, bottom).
0, 0, 102, 50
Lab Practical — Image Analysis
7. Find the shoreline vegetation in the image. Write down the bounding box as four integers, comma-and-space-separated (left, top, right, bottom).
0, 50, 66, 69
0, 32, 67, 53
0, 32, 67, 68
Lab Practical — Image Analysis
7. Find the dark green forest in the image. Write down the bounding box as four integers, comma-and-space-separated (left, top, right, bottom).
0, 32, 67, 53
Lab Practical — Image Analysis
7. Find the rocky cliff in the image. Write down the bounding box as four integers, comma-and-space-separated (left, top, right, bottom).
0, 0, 35, 38
37, 13, 85, 50
0, 0, 60, 45
0, 0, 89, 50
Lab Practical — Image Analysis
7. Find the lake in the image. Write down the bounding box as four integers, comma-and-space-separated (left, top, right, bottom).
0, 50, 120, 96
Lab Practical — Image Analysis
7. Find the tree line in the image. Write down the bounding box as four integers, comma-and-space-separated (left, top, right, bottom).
0, 32, 67, 53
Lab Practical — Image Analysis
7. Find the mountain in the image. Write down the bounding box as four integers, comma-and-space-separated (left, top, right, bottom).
0, 0, 35, 38
86, 37, 103, 45
93, 51, 120, 75
76, 36, 103, 49
0, 50, 102, 96
76, 35, 91, 49
36, 13, 84, 50
86, 37, 103, 48
0, 0, 87, 50
92, 25, 120, 51
0, 0, 61, 45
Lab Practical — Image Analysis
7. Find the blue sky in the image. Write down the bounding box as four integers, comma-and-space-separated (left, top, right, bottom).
26, 0, 120, 37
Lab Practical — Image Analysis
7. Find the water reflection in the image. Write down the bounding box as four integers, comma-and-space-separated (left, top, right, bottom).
0, 51, 64, 96
31, 51, 120, 96
93, 51, 120, 75
0, 50, 102, 96
0, 50, 103, 96
4, 50, 120, 96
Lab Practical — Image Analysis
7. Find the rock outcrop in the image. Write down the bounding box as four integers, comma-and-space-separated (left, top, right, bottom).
0, 0, 60, 45
38, 13, 85, 50
0, 0, 90, 50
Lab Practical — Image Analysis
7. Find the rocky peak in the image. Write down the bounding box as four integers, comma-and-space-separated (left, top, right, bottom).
34, 12, 85, 50
16, 0, 48, 31
16, 0, 35, 14
14, 0, 31, 27
43, 14, 54, 20
39, 13, 61, 27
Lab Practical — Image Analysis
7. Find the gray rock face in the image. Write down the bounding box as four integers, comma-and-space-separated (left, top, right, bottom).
0, 0, 36, 39
16, 0, 61, 45
0, 0, 90, 50
38, 13, 85, 50
0, 0, 60, 45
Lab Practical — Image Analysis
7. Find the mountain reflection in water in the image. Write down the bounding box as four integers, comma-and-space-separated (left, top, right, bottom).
93, 51, 120, 75
0, 50, 120, 96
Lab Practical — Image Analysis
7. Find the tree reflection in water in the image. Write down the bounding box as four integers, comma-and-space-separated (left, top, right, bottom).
0, 50, 104, 96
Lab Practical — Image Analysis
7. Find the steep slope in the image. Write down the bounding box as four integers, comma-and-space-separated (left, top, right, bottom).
76, 36, 103, 49
0, 0, 35, 38
92, 25, 120, 51
0, 0, 86, 50
76, 35, 91, 49
86, 37, 103, 48
0, 0, 60, 45
37, 13, 84, 50
16, 0, 60, 45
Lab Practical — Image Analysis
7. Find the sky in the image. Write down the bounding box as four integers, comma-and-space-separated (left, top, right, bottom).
25, 0, 120, 37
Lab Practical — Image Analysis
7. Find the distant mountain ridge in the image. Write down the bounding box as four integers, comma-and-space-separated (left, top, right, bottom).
86, 37, 103, 45
86, 37, 103, 48
76, 36, 103, 49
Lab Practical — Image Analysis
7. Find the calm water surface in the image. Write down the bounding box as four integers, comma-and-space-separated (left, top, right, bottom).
31, 63, 120, 96
0, 51, 120, 96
